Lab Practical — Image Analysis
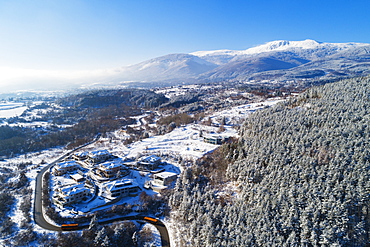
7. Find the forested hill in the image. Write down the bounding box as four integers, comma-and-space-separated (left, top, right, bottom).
169, 77, 370, 246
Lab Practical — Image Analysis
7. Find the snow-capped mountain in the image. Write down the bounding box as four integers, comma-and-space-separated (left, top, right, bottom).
106, 39, 370, 87
192, 39, 367, 59
110, 53, 218, 82
4, 40, 369, 94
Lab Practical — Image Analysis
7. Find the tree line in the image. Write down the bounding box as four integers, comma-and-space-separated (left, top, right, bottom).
169, 77, 370, 246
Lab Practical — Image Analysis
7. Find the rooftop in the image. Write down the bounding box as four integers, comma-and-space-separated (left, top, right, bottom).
99, 159, 124, 169
70, 173, 84, 181
56, 160, 79, 169
104, 179, 138, 192
141, 155, 161, 163
154, 171, 178, 179
60, 184, 89, 197
90, 149, 110, 158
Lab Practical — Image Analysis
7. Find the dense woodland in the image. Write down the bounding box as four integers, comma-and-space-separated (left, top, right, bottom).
169, 77, 370, 246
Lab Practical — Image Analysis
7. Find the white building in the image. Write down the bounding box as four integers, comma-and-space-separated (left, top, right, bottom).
72, 151, 89, 161
203, 135, 229, 145
137, 155, 162, 170
97, 159, 128, 179
88, 150, 112, 164
153, 172, 178, 186
53, 161, 80, 176
70, 173, 84, 183
103, 179, 140, 198
53, 184, 90, 207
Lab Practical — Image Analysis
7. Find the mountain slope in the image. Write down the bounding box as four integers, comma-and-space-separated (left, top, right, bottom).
111, 53, 218, 82
194, 40, 370, 82
169, 77, 370, 246
199, 56, 300, 81
6, 40, 369, 93
103, 39, 370, 87
245, 45, 370, 81
192, 39, 368, 61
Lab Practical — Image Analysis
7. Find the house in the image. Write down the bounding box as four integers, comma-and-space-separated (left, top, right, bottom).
53, 184, 90, 207
103, 179, 140, 198
52, 161, 80, 176
72, 151, 89, 161
96, 159, 128, 179
137, 155, 162, 170
203, 135, 229, 145
152, 172, 178, 186
88, 150, 112, 164
70, 173, 84, 183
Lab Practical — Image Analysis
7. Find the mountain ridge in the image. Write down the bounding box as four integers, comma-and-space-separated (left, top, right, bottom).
107, 39, 370, 87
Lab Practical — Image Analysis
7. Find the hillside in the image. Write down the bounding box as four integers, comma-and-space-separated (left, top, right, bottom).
0, 89, 168, 157
169, 77, 370, 246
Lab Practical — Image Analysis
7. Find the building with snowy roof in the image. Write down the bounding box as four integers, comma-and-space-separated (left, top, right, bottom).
103, 179, 140, 198
137, 155, 162, 170
203, 135, 229, 145
53, 183, 91, 207
72, 151, 89, 161
88, 149, 112, 164
153, 171, 178, 186
96, 159, 129, 179
70, 173, 84, 183
52, 161, 80, 176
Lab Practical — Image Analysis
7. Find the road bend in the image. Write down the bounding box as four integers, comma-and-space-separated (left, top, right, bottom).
33, 135, 171, 246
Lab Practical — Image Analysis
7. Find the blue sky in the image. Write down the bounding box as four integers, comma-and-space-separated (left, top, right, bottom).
0, 0, 369, 91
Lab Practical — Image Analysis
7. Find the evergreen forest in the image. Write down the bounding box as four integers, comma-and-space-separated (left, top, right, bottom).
169, 77, 370, 246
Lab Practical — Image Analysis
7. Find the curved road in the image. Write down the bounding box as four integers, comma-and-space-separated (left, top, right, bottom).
33, 136, 170, 246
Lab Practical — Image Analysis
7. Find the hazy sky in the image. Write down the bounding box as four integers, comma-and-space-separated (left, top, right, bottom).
0, 0, 369, 92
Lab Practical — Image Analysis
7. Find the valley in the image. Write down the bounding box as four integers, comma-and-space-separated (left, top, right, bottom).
0, 83, 286, 246
0, 76, 369, 246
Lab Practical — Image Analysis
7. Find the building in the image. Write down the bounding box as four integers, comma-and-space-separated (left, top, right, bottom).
70, 173, 84, 183
153, 172, 178, 186
53, 184, 90, 207
88, 150, 112, 164
72, 151, 89, 161
103, 179, 140, 198
53, 161, 80, 176
97, 159, 128, 179
203, 135, 229, 145
137, 155, 162, 170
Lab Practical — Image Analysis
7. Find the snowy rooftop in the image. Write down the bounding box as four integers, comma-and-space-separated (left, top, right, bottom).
73, 151, 89, 158
70, 173, 84, 181
55, 160, 79, 168
90, 149, 110, 157
59, 183, 89, 197
99, 159, 124, 169
140, 155, 161, 163
154, 171, 178, 179
104, 179, 138, 191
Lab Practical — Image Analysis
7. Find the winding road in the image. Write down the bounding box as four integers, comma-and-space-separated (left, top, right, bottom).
33, 135, 170, 246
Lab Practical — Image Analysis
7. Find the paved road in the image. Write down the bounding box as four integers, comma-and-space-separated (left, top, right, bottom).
34, 135, 100, 230
33, 135, 171, 246
34, 160, 61, 231
86, 216, 170, 247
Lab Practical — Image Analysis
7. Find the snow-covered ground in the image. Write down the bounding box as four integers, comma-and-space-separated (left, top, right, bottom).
0, 97, 285, 245
209, 99, 283, 125
136, 223, 161, 247
84, 98, 284, 163
0, 102, 27, 118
